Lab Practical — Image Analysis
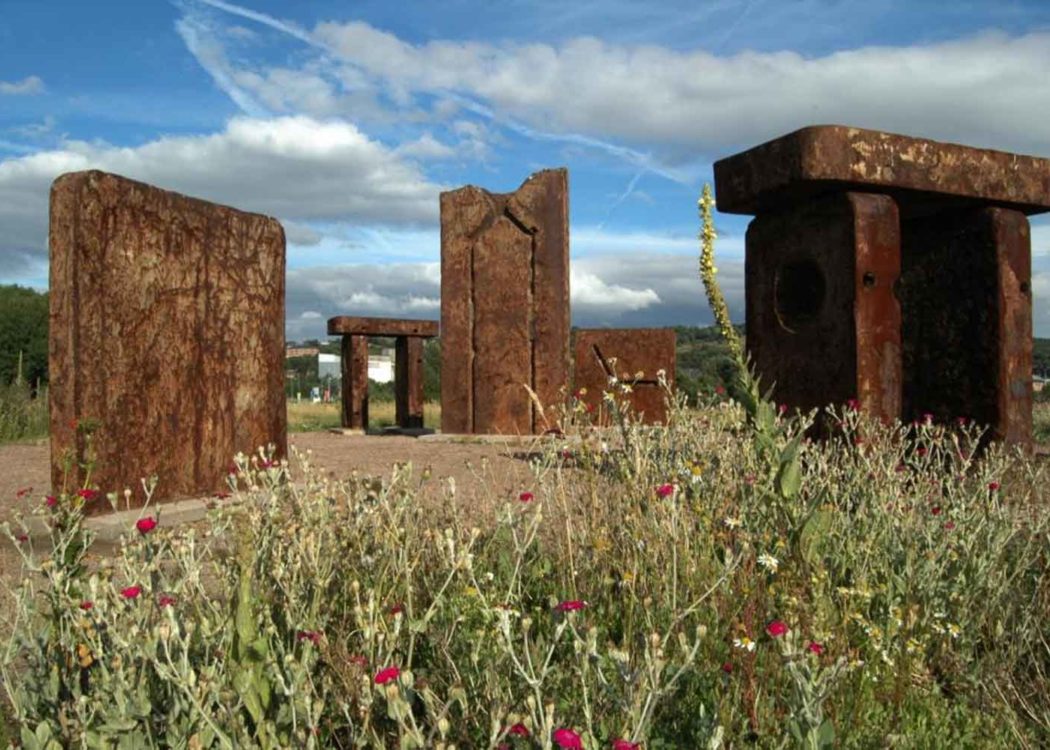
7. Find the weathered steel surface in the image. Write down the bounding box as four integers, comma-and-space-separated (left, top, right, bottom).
899, 207, 1032, 447
745, 192, 901, 420
340, 334, 369, 430
440, 169, 570, 434
49, 170, 286, 509
328, 316, 438, 338
395, 336, 426, 429
715, 125, 1050, 218
573, 328, 676, 425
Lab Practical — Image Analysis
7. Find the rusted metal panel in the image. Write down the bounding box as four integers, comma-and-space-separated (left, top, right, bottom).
473, 215, 534, 434
745, 191, 901, 418
49, 170, 286, 509
328, 316, 438, 338
439, 169, 570, 434
510, 169, 571, 428
395, 336, 426, 429
899, 207, 1032, 448
340, 334, 369, 430
715, 125, 1050, 217
573, 328, 676, 425
994, 209, 1033, 448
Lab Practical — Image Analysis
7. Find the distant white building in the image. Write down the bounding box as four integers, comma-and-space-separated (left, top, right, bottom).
318, 353, 341, 380
317, 352, 394, 384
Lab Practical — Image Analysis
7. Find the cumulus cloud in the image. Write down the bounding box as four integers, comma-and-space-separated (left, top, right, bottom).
0, 116, 445, 272
0, 76, 44, 95
308, 24, 1050, 159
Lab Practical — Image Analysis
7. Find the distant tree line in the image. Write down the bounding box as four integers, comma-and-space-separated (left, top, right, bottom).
0, 285, 48, 389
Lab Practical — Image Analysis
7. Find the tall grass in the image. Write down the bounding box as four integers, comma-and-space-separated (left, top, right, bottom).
0, 354, 47, 444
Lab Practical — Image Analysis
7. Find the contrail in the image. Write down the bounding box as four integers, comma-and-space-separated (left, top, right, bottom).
181, 0, 692, 186
597, 169, 646, 230
190, 0, 324, 49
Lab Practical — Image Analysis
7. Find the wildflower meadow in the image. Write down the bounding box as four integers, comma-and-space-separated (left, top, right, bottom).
1, 188, 1048, 748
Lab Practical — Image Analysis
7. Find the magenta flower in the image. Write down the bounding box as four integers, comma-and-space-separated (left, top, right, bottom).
612, 740, 641, 750
988, 481, 1001, 491
846, 398, 860, 412
15, 533, 28, 543
136, 516, 157, 534
76, 489, 99, 502
655, 483, 675, 498
120, 586, 142, 600
158, 594, 177, 608
297, 630, 321, 644
374, 665, 400, 685
553, 728, 583, 749
519, 491, 535, 503
507, 723, 530, 737
555, 600, 587, 613
44, 495, 57, 509
79, 601, 94, 611
721, 661, 733, 674
806, 641, 824, 655
766, 620, 788, 638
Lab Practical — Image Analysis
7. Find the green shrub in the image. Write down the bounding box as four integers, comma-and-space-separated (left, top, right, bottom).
0, 355, 48, 444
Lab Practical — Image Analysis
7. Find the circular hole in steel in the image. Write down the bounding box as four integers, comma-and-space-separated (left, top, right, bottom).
862, 272, 876, 288
774, 260, 826, 331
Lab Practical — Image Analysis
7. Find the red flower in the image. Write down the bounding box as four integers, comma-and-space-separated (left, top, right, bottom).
944, 521, 956, 531
612, 740, 641, 750
988, 481, 1001, 491
228, 464, 238, 476
766, 620, 788, 638
916, 447, 928, 457
297, 630, 321, 644
519, 491, 535, 503
158, 594, 177, 608
846, 398, 860, 412
931, 506, 942, 516
79, 601, 94, 611
553, 728, 583, 749
260, 459, 276, 469
390, 603, 404, 616
136, 516, 157, 534
555, 600, 587, 613
655, 483, 675, 498
507, 723, 530, 737
561, 449, 573, 460
714, 385, 726, 396
374, 665, 400, 685
15, 486, 32, 498
15, 534, 28, 543
778, 403, 788, 416
76, 489, 99, 502
121, 586, 142, 600
806, 641, 824, 655
44, 495, 57, 508
721, 661, 733, 674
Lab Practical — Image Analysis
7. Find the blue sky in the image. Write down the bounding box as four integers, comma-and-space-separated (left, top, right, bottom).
2, 0, 1050, 341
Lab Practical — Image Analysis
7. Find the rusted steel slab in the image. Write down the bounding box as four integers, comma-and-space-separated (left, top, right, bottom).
440, 169, 570, 435
340, 334, 369, 430
49, 170, 286, 510
745, 191, 901, 421
573, 328, 676, 425
327, 316, 438, 338
395, 336, 426, 429
715, 125, 1050, 217
899, 206, 1032, 447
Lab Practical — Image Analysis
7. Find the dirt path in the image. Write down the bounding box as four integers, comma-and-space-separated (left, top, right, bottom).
0, 432, 540, 527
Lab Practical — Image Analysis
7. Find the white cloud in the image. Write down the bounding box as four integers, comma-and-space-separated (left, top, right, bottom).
0, 76, 44, 95
0, 116, 445, 272
308, 23, 1050, 159
571, 269, 660, 311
